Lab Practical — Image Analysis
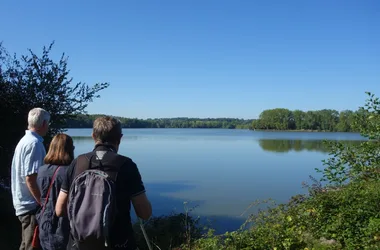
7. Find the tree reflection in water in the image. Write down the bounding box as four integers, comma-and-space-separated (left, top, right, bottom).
259, 139, 363, 153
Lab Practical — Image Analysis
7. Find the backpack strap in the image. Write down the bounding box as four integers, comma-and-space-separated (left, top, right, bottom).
73, 153, 94, 180
41, 165, 61, 215
73, 151, 120, 182
96, 155, 119, 182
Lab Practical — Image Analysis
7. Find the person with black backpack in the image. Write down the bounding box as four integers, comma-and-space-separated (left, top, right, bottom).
55, 116, 152, 250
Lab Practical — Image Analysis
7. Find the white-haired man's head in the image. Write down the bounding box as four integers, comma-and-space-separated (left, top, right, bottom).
28, 108, 50, 136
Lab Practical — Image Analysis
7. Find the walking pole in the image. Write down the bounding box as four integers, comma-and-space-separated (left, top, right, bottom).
138, 217, 153, 250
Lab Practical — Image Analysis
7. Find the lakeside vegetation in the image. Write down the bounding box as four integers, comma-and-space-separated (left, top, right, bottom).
65, 108, 361, 132
252, 108, 359, 132
65, 115, 253, 129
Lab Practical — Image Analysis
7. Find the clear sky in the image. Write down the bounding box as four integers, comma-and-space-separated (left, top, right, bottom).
1, 0, 379, 119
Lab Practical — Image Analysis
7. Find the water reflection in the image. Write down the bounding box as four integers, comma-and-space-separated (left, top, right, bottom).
259, 139, 363, 153
136, 181, 201, 216
130, 181, 245, 234
71, 136, 92, 141
72, 136, 142, 141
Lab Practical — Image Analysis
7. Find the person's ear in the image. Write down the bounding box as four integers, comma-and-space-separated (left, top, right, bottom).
41, 120, 48, 133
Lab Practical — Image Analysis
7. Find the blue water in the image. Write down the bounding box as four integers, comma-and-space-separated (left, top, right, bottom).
65, 128, 365, 232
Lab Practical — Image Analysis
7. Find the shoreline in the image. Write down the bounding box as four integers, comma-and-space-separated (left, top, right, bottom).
250, 129, 357, 133
64, 127, 358, 133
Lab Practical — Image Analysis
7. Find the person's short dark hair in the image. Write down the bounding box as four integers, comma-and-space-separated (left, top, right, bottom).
93, 116, 122, 144
44, 133, 74, 165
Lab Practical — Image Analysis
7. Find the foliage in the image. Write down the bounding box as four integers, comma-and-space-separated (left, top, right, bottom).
186, 178, 380, 250
301, 179, 380, 249
0, 178, 20, 250
0, 41, 109, 178
133, 213, 200, 250
252, 108, 358, 132
65, 114, 253, 129
133, 202, 203, 250
316, 92, 379, 186
66, 107, 362, 132
254, 108, 296, 130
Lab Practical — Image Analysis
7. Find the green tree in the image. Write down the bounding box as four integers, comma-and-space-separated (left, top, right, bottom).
0, 41, 109, 178
255, 108, 294, 130
336, 110, 355, 132
65, 115, 253, 129
292, 110, 306, 130
317, 92, 378, 186
252, 108, 359, 132
318, 109, 339, 131
305, 110, 316, 130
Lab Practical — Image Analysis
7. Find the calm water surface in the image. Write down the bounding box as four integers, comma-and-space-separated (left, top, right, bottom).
65, 128, 365, 232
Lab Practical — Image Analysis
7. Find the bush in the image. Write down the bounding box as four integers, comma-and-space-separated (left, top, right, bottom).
188, 178, 380, 249
302, 179, 380, 248
0, 179, 20, 250
133, 212, 202, 250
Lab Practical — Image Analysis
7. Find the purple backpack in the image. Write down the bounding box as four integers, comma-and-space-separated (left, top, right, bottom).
67, 153, 119, 248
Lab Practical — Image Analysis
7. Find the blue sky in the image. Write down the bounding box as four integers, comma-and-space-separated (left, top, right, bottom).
1, 0, 379, 119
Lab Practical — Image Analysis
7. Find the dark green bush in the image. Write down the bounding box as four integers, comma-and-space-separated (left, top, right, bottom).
133, 212, 202, 250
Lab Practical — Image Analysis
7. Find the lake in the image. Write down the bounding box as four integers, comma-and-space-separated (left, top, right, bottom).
65, 128, 365, 233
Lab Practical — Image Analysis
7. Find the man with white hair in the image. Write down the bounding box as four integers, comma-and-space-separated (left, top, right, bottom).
11, 107, 50, 250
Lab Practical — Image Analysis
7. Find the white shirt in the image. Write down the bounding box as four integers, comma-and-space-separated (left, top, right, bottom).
11, 130, 46, 216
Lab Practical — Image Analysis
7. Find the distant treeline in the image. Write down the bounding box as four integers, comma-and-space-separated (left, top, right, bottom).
252, 108, 361, 132
65, 114, 253, 129
65, 108, 364, 131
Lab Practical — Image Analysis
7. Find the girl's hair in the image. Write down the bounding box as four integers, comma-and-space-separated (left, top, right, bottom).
44, 133, 74, 165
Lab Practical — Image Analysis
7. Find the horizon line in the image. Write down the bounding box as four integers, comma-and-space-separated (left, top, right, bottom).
78, 114, 256, 120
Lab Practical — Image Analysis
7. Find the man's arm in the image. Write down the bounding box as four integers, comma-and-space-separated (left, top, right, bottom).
127, 161, 152, 220
55, 191, 68, 217
131, 193, 152, 220
24, 143, 44, 205
26, 174, 41, 205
